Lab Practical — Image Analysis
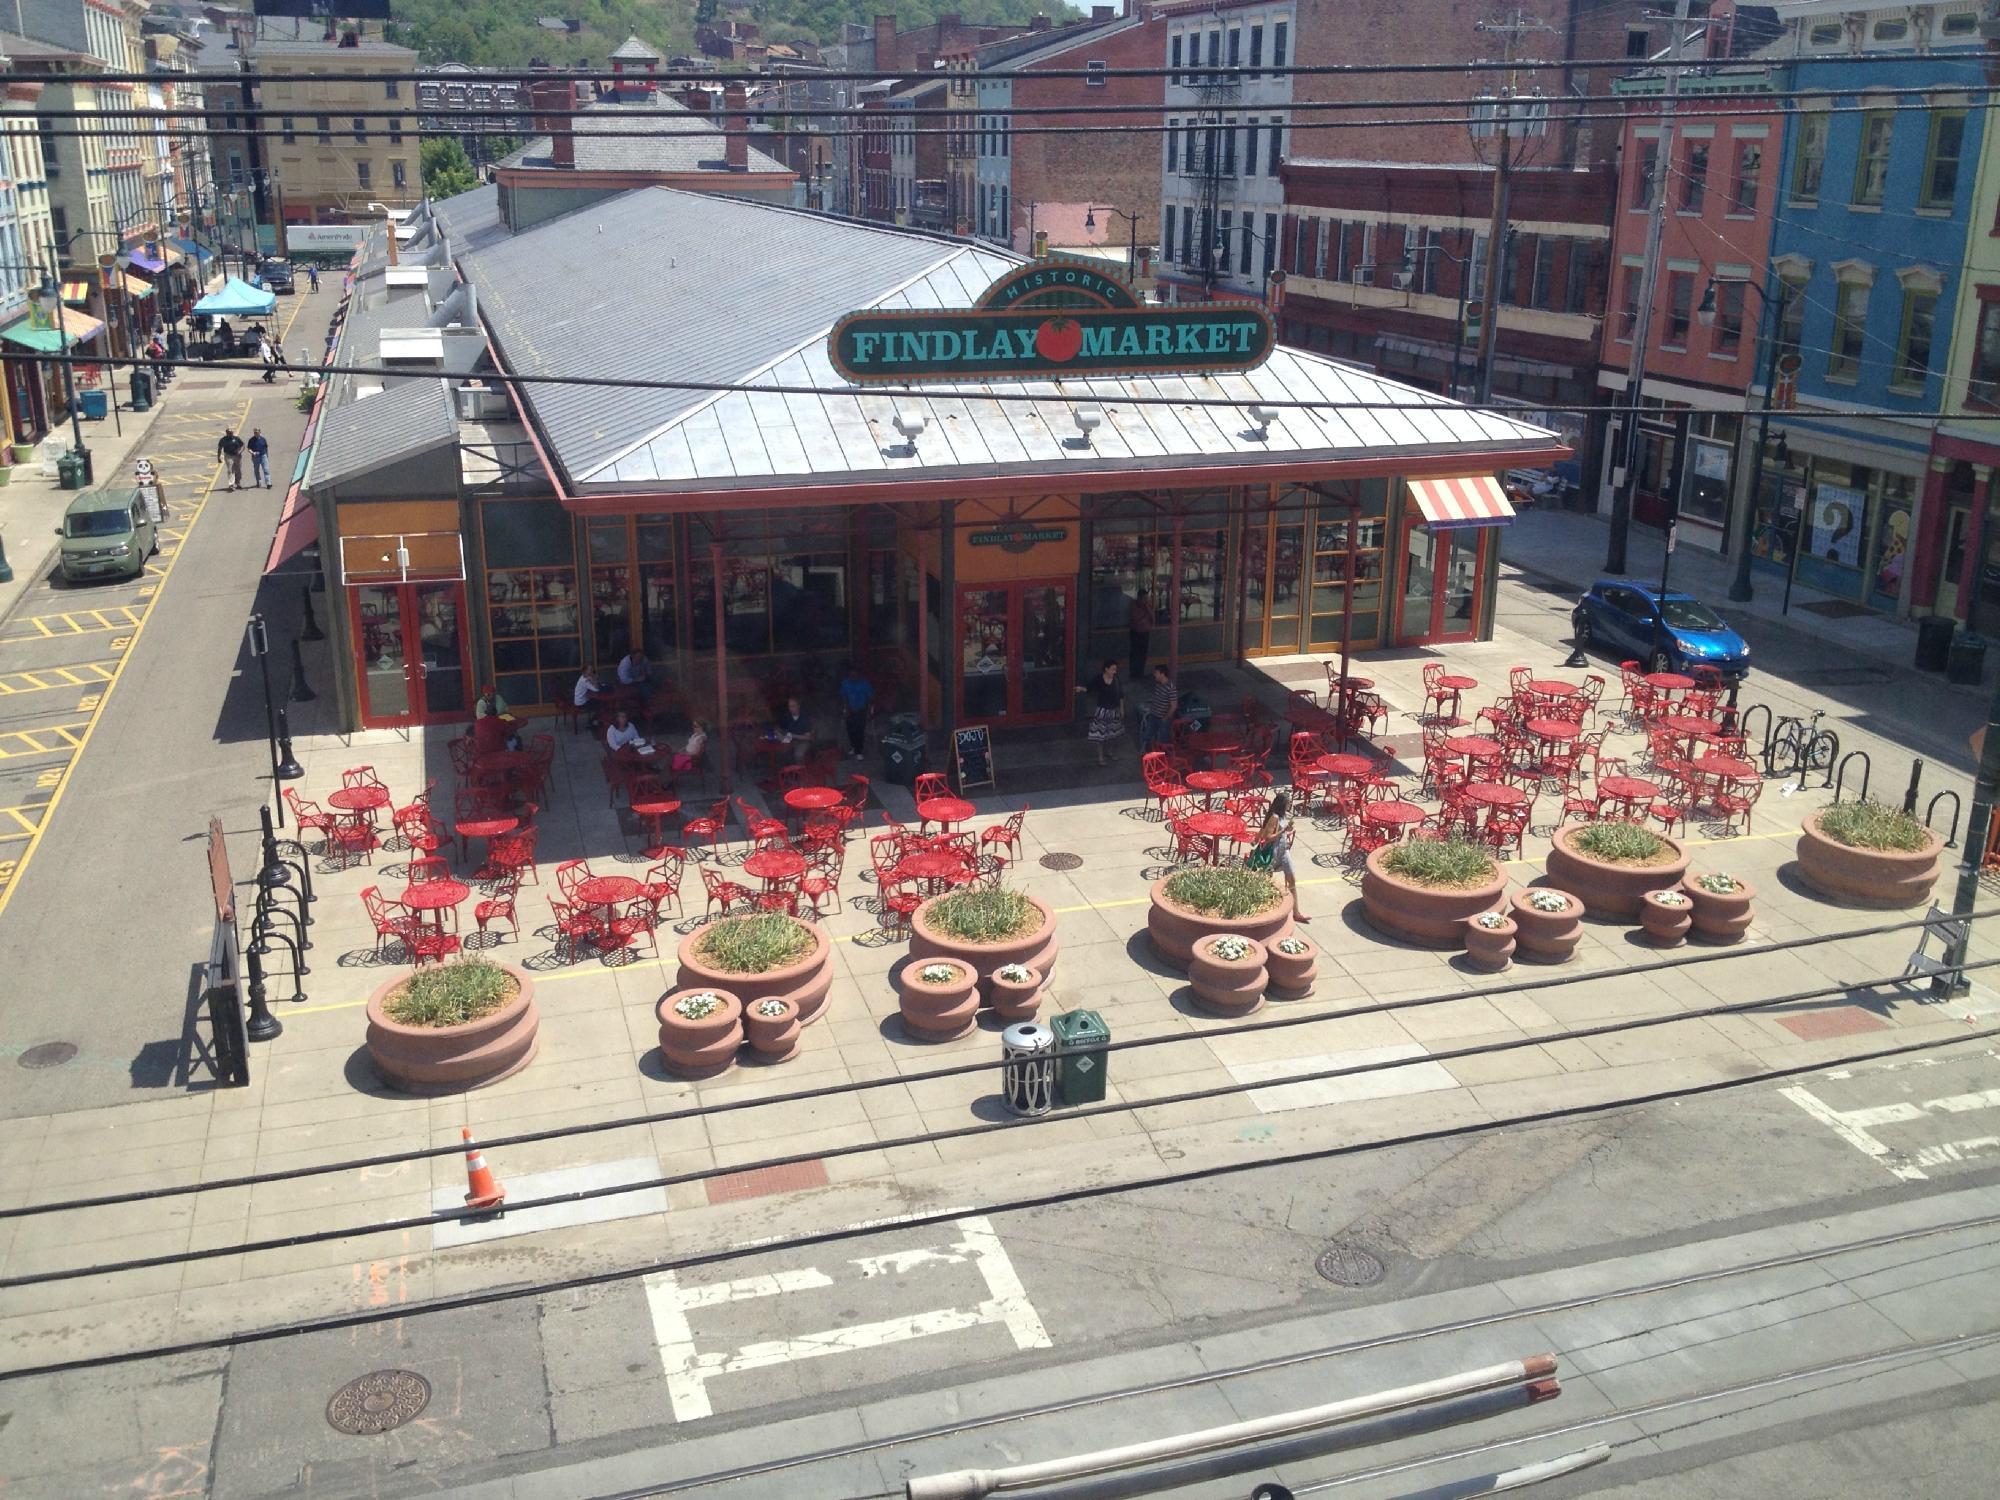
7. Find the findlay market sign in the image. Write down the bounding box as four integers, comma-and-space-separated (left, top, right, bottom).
828, 256, 1276, 385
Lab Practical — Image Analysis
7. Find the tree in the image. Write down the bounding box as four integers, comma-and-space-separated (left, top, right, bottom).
422, 138, 480, 201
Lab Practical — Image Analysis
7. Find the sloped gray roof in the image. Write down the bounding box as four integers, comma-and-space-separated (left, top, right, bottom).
433, 184, 507, 254
499, 94, 788, 176
610, 34, 662, 61
308, 379, 456, 489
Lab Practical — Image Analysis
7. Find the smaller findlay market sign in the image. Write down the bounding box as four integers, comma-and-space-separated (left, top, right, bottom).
828, 256, 1277, 385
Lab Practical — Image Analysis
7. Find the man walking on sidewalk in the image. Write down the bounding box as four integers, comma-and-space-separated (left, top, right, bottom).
247, 428, 271, 488
217, 427, 245, 491
258, 335, 276, 384
307, 265, 320, 293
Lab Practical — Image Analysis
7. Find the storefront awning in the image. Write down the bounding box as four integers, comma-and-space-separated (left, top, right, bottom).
264, 488, 320, 575
60, 280, 91, 306
0, 313, 106, 353
1408, 475, 1517, 530
168, 237, 216, 264
127, 247, 166, 274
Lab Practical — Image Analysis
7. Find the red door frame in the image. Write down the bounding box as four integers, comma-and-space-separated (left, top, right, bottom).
348, 580, 473, 728
955, 578, 1074, 727
1394, 522, 1488, 646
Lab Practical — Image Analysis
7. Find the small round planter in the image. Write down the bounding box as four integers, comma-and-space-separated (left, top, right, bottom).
676, 918, 834, 1026
1266, 935, 1319, 999
742, 995, 801, 1062
898, 959, 979, 1041
364, 964, 539, 1094
1682, 873, 1756, 944
1509, 888, 1584, 963
1638, 891, 1693, 947
656, 988, 743, 1078
1545, 826, 1691, 918
1360, 845, 1507, 948
1463, 915, 1517, 972
1188, 936, 1268, 1016
910, 893, 1060, 1003
1794, 815, 1943, 910
1146, 876, 1294, 971
988, 966, 1043, 1022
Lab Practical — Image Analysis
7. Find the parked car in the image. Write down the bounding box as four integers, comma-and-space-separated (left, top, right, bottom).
1570, 581, 1751, 679
56, 486, 156, 584
256, 258, 295, 293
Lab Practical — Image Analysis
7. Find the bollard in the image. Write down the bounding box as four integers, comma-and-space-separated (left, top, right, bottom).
275, 706, 304, 780
289, 637, 317, 702
1904, 757, 1925, 815
244, 945, 282, 1041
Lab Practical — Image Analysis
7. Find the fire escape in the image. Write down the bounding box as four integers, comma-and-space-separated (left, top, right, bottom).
1182, 65, 1237, 296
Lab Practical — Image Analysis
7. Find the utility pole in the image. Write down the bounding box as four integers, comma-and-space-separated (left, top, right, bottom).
1606, 0, 1695, 575
1468, 9, 1555, 403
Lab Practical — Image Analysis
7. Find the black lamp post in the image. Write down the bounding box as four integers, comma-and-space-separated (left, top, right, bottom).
1698, 275, 1795, 604
1083, 204, 1143, 288
248, 614, 304, 825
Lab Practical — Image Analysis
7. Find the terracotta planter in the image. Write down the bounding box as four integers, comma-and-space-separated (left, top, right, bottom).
676, 918, 834, 1026
1266, 935, 1320, 999
1638, 891, 1693, 947
1463, 915, 1517, 972
910, 893, 1060, 1003
1545, 826, 1691, 918
1360, 845, 1507, 948
898, 959, 979, 1040
1509, 888, 1584, 963
656, 988, 743, 1078
364, 964, 539, 1094
1146, 876, 1294, 971
988, 967, 1043, 1021
742, 994, 801, 1062
1188, 936, 1268, 1016
1681, 873, 1756, 943
1795, 815, 1943, 910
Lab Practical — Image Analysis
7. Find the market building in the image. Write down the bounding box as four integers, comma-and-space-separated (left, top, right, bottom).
278, 187, 1565, 763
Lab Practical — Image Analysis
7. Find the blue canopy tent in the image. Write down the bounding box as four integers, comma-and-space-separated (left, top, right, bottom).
194, 276, 276, 317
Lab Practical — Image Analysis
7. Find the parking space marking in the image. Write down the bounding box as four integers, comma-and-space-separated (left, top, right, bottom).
0, 663, 118, 696
1782, 1078, 2000, 1182
0, 606, 145, 644
0, 803, 46, 837
644, 1215, 1049, 1422
0, 725, 87, 759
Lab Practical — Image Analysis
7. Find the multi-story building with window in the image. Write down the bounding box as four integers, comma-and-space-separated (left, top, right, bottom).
0, 67, 59, 445
256, 28, 422, 225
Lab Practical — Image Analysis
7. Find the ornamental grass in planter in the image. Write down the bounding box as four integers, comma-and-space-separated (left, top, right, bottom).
677, 913, 834, 1024
655, 988, 744, 1077
1795, 802, 1943, 909
910, 888, 1060, 1002
1681, 871, 1756, 943
897, 958, 979, 1040
1188, 933, 1269, 1016
1509, 886, 1584, 963
1147, 867, 1293, 969
1361, 837, 1506, 948
1545, 821, 1690, 918
365, 958, 537, 1094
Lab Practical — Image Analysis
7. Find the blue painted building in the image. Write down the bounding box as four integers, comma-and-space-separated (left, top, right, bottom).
1757, 2, 1987, 614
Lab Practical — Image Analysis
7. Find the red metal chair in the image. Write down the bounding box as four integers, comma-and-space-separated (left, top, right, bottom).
284, 789, 341, 853
1646, 798, 1690, 838
408, 855, 452, 886
981, 806, 1028, 863
1483, 803, 1530, 858
550, 899, 606, 963
736, 797, 787, 844
1422, 662, 1463, 720
879, 875, 922, 934
683, 798, 732, 856
362, 886, 419, 959
410, 929, 462, 967
328, 818, 377, 869
913, 772, 951, 804
555, 858, 593, 902
605, 898, 660, 959
777, 765, 810, 797
643, 850, 687, 921
699, 862, 754, 919
798, 845, 842, 917
490, 824, 540, 885
474, 871, 521, 945
398, 808, 448, 863
1711, 775, 1762, 835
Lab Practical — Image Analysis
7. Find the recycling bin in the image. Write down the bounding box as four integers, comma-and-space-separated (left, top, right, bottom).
78, 388, 108, 421
1001, 1022, 1055, 1117
879, 712, 928, 787
129, 369, 152, 412
1050, 1008, 1109, 1106
1916, 615, 1955, 673
56, 453, 85, 491
1947, 632, 1988, 686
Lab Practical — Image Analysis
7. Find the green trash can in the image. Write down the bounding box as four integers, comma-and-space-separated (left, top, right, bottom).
1050, 1008, 1109, 1105
56, 453, 85, 491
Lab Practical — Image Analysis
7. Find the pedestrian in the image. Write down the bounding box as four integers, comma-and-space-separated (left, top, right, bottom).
1245, 792, 1309, 922
1075, 660, 1125, 766
1127, 587, 1154, 684
146, 332, 168, 389
273, 341, 291, 376
247, 428, 271, 488
258, 334, 275, 383
1139, 662, 1179, 755
838, 662, 874, 760
307, 264, 320, 293
216, 427, 245, 490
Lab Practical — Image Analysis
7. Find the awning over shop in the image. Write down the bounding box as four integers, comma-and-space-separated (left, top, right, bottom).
127, 246, 166, 274
60, 280, 90, 306
194, 276, 276, 317
1, 313, 106, 353
264, 488, 320, 574
1407, 475, 1517, 530
168, 237, 215, 264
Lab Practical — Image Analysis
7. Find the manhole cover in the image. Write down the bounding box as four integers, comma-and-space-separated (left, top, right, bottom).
1315, 1243, 1385, 1287
17, 1042, 76, 1070
1040, 852, 1083, 870
326, 1370, 432, 1434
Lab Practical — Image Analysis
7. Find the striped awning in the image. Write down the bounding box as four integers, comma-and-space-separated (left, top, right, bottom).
1407, 475, 1517, 530
60, 280, 91, 306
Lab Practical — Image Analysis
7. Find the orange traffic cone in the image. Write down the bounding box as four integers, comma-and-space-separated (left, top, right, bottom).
462, 1127, 506, 1212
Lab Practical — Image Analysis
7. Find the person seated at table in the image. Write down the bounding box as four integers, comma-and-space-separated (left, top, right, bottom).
472, 710, 512, 757
573, 669, 617, 728
605, 709, 646, 754
1244, 791, 1309, 923
772, 696, 811, 763
673, 719, 709, 774
473, 682, 521, 752
616, 648, 653, 697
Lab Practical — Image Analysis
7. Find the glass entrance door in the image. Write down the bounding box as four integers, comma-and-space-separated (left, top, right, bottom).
1241, 498, 1307, 656
957, 580, 1074, 725
351, 581, 473, 727
1395, 525, 1486, 645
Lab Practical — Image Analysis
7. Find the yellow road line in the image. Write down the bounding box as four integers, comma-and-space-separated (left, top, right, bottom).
0, 804, 46, 834
0, 725, 88, 759
0, 663, 118, 696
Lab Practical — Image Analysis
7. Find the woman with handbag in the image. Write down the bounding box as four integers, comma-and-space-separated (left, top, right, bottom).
1245, 792, 1309, 921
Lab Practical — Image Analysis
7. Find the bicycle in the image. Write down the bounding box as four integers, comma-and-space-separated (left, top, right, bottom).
1768, 708, 1838, 779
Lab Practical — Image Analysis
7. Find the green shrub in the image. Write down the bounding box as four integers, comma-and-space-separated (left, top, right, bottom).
1570, 822, 1672, 864
1162, 867, 1282, 918
695, 915, 814, 974
1817, 801, 1933, 853
385, 959, 515, 1028
1380, 837, 1496, 889
926, 888, 1038, 943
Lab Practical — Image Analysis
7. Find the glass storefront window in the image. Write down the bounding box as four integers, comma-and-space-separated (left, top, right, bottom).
1308, 479, 1387, 647
482, 498, 581, 706
1086, 492, 1228, 661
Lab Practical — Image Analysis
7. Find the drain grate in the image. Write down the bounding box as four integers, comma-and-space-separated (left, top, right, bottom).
1315, 1242, 1385, 1287
326, 1370, 432, 1435
1040, 852, 1083, 871
17, 1042, 76, 1070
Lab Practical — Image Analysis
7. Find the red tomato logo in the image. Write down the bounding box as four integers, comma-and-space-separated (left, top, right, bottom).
1034, 317, 1084, 363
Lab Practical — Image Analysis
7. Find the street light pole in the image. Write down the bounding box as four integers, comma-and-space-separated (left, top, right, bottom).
1714, 278, 1793, 603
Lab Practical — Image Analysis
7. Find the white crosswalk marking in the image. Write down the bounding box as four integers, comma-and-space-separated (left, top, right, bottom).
1782, 1078, 2000, 1182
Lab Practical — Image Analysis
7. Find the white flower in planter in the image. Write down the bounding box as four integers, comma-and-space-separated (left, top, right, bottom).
674, 992, 722, 1020
918, 963, 961, 985
1648, 889, 1691, 908
1208, 935, 1253, 961
753, 999, 790, 1019
1275, 937, 1310, 956
995, 963, 1034, 984
1526, 889, 1571, 913
1473, 911, 1509, 930
1696, 873, 1740, 894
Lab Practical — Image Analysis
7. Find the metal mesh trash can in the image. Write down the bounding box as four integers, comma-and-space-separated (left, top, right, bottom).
1050, 1008, 1109, 1105
879, 713, 928, 787
1001, 1022, 1055, 1117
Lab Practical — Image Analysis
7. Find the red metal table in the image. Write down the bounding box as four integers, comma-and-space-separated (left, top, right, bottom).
629, 794, 682, 859
895, 850, 972, 894
329, 784, 390, 826
784, 786, 844, 815
399, 878, 470, 932
455, 813, 519, 874
1437, 673, 1479, 694
1328, 675, 1375, 700
1525, 718, 1581, 744
1315, 753, 1374, 779
1644, 672, 1695, 694
574, 874, 646, 921
1597, 774, 1659, 819
742, 849, 808, 889
1692, 753, 1756, 779
1184, 769, 1244, 805
1527, 679, 1579, 700
1184, 811, 1250, 864
1184, 730, 1241, 767
917, 796, 976, 829
1364, 800, 1426, 838
1462, 781, 1525, 810
1442, 734, 1505, 770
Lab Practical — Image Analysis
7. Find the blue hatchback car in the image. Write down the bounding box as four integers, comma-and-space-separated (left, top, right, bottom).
1570, 581, 1751, 679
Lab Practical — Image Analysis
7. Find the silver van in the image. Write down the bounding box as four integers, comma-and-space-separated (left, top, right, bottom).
57, 486, 157, 583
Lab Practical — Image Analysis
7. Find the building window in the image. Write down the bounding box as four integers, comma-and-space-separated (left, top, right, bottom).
1165, 118, 1178, 173
1218, 208, 1232, 271
1221, 120, 1236, 175
1942, 11, 1978, 36
1970, 298, 2000, 406
1227, 27, 1240, 68
1778, 275, 1807, 357
1180, 206, 1192, 265
1679, 142, 1707, 212
1267, 117, 1282, 175
1852, 110, 1892, 207
386, 79, 399, 100
1791, 113, 1827, 202
1664, 270, 1692, 347
1273, 20, 1288, 69
1565, 242, 1601, 315
1249, 24, 1263, 75
1206, 29, 1220, 83
1714, 281, 1744, 356
1895, 288, 1937, 388
388, 117, 403, 144
281, 116, 296, 144
1163, 207, 1176, 262
1245, 121, 1258, 171
1631, 138, 1658, 209
1729, 140, 1761, 213
1086, 61, 1106, 87
357, 160, 372, 188
1808, 21, 1842, 45
1872, 17, 1908, 42
393, 159, 407, 190
1625, 26, 1649, 58
1617, 264, 1640, 340
1170, 34, 1182, 80
1263, 212, 1277, 278
353, 117, 367, 143
1830, 279, 1870, 377
317, 115, 332, 144
1239, 217, 1252, 275
1920, 110, 1966, 210
1529, 237, 1553, 308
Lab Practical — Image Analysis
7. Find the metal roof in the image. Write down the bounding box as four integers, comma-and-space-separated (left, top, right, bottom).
307, 379, 457, 490
433, 184, 508, 254
610, 34, 663, 61
499, 94, 789, 177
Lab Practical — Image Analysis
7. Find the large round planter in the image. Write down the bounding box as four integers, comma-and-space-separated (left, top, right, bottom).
1638, 892, 1693, 947
364, 964, 539, 1094
1545, 826, 1691, 918
988, 967, 1043, 1022
1682, 873, 1755, 944
1146, 876, 1294, 971
1266, 934, 1319, 999
656, 988, 743, 1078
1188, 936, 1268, 1016
898, 958, 979, 1040
742, 994, 801, 1062
676, 918, 834, 1026
910, 893, 1060, 1003
1360, 845, 1507, 948
1509, 888, 1584, 963
1463, 915, 1517, 972
1794, 815, 1943, 910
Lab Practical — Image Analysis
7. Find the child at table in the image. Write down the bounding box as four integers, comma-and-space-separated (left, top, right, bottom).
1245, 791, 1308, 922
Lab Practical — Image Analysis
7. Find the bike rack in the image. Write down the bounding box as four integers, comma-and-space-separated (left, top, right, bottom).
1833, 750, 1872, 804
1738, 704, 1775, 772
1926, 790, 1963, 850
